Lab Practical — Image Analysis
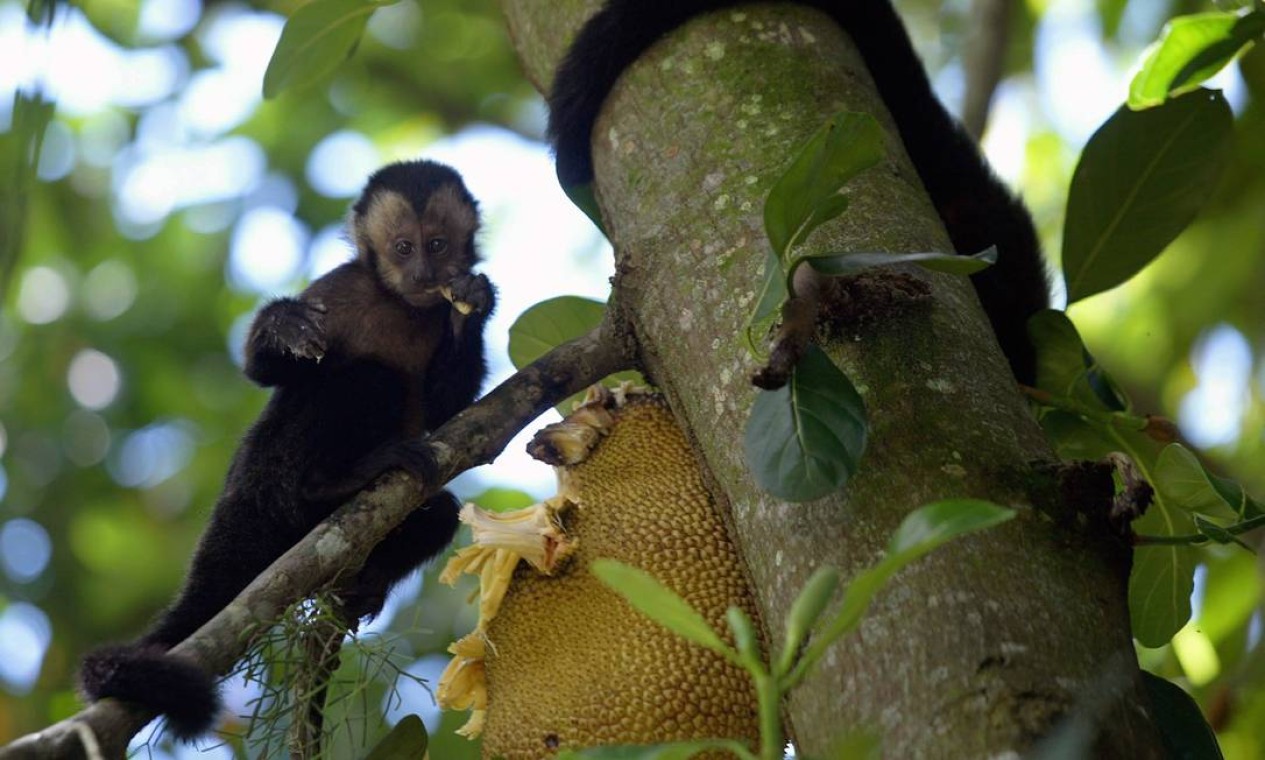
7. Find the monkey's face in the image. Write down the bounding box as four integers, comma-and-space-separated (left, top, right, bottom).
356, 184, 479, 308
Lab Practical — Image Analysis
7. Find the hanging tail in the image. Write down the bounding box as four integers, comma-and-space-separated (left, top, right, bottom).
548, 0, 1049, 383
79, 643, 220, 740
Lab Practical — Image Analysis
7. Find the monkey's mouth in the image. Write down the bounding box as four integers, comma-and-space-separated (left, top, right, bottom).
401, 286, 447, 308
405, 285, 473, 314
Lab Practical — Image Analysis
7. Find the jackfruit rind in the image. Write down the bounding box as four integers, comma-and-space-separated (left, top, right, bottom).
476, 386, 761, 759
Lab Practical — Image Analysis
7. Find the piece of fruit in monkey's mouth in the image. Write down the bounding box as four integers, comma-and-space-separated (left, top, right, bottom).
439, 285, 474, 315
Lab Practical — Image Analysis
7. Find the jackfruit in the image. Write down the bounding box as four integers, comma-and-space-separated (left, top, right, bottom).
438, 385, 761, 758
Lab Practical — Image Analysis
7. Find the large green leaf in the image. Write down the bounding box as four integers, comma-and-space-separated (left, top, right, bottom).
763, 111, 884, 258
508, 296, 607, 369
805, 246, 996, 277
1129, 11, 1265, 108
590, 559, 737, 664
364, 714, 428, 760
743, 345, 867, 502
1154, 443, 1242, 518
1062, 89, 1233, 303
1131, 517, 1196, 648
1141, 672, 1225, 759
263, 0, 395, 99
1028, 310, 1128, 411
725, 606, 762, 669
748, 249, 790, 331
777, 566, 840, 676
508, 296, 642, 412
563, 182, 608, 234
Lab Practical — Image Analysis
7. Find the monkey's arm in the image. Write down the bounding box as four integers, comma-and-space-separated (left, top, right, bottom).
243, 297, 329, 387
426, 272, 495, 428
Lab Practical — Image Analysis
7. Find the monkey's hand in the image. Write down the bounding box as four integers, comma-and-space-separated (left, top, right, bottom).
244, 298, 329, 386
443, 273, 494, 317
256, 298, 328, 361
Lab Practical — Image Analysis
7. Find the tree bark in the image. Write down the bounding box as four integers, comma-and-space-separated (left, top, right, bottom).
502, 2, 1165, 756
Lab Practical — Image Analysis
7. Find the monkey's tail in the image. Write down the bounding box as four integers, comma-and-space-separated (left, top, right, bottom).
79, 643, 220, 741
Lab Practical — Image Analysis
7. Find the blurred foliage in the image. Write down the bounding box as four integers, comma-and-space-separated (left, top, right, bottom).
0, 0, 1262, 757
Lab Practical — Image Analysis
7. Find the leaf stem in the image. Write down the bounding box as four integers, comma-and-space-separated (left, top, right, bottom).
1136, 513, 1265, 545
1020, 385, 1150, 433
752, 671, 784, 760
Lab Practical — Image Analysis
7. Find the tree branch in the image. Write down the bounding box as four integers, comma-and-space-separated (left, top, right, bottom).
0, 321, 631, 760
962, 0, 1013, 139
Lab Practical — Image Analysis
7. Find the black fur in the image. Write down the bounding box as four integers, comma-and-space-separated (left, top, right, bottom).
79, 160, 491, 739
547, 0, 1050, 383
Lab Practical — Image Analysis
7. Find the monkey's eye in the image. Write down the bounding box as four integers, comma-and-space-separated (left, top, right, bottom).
426, 237, 448, 255
394, 240, 415, 257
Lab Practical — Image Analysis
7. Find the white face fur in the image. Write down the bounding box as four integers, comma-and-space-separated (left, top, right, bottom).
354, 185, 478, 307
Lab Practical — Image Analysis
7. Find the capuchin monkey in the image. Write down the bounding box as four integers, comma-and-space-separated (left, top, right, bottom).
548, 0, 1050, 383
79, 160, 494, 738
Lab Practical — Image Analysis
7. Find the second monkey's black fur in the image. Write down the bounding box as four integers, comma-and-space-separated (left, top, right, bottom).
548, 0, 1050, 383
79, 160, 493, 739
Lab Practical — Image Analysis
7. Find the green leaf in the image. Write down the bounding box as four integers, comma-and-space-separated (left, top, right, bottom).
263, 0, 394, 99
563, 182, 608, 234
1035, 411, 1119, 462
364, 714, 428, 760
748, 249, 790, 331
805, 246, 996, 277
1129, 11, 1265, 108
778, 566, 839, 676
764, 111, 884, 258
591, 559, 737, 664
1028, 310, 1128, 411
743, 345, 867, 502
470, 487, 538, 514
508, 296, 643, 413
1130, 524, 1196, 648
725, 606, 762, 671
558, 741, 749, 760
1062, 89, 1233, 303
1208, 471, 1264, 519
509, 296, 607, 369
1140, 672, 1225, 759
884, 499, 1016, 560
1154, 444, 1242, 517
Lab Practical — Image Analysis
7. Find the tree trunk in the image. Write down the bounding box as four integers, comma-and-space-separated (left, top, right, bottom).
502, 2, 1165, 756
